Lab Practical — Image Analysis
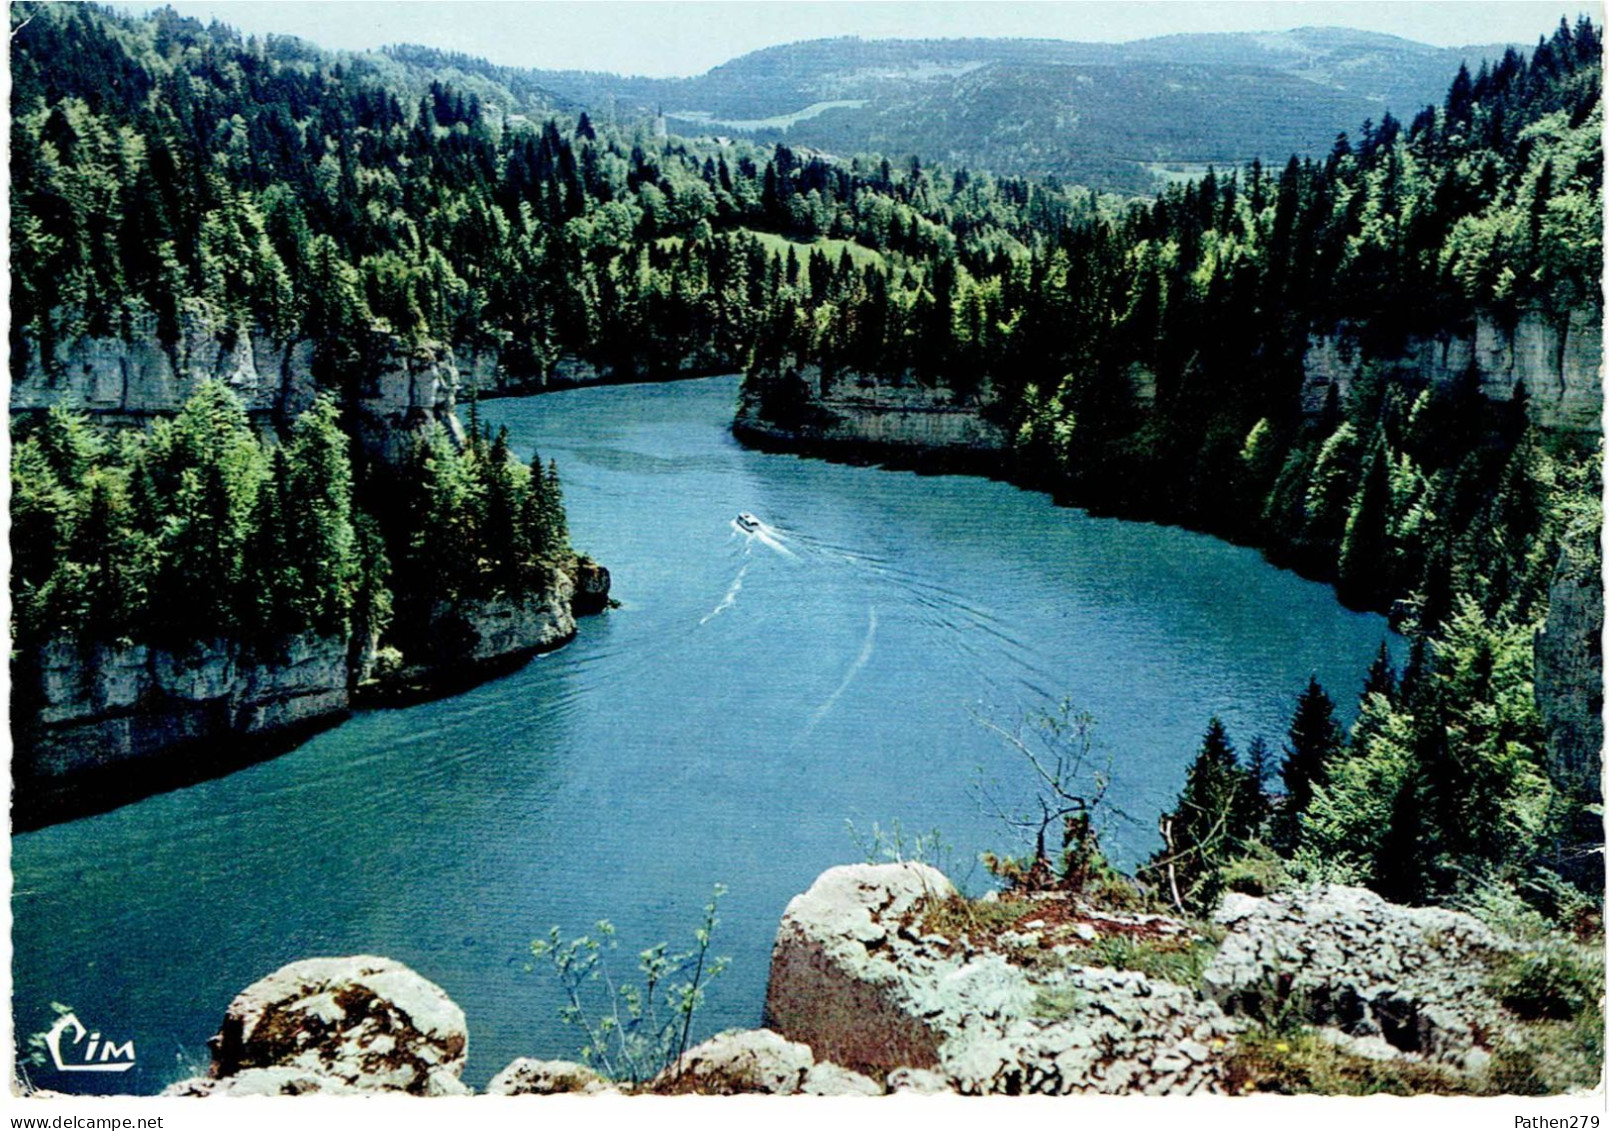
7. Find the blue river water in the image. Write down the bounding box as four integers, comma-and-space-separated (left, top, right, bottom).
12, 375, 1397, 1093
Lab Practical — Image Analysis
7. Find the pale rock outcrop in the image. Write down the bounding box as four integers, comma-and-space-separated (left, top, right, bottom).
485, 1058, 614, 1095
207, 956, 470, 1096
801, 1060, 885, 1096
13, 310, 316, 422
764, 863, 1234, 1095
652, 1029, 817, 1095
549, 354, 607, 389
1301, 306, 1603, 432
1203, 886, 1515, 1069
349, 336, 466, 462
13, 316, 467, 465
459, 574, 576, 664
1534, 523, 1605, 796
20, 633, 350, 781
885, 1067, 955, 1094
454, 345, 506, 396
573, 558, 613, 615
650, 1028, 882, 1096
736, 369, 1009, 460
162, 1068, 366, 1096
20, 566, 596, 786
765, 863, 957, 1075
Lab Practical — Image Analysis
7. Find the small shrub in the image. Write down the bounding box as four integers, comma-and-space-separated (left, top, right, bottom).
1482, 1004, 1606, 1095
1219, 844, 1292, 898
1491, 948, 1599, 1021
1031, 985, 1086, 1020
917, 892, 1030, 943
846, 818, 970, 888
527, 884, 730, 1084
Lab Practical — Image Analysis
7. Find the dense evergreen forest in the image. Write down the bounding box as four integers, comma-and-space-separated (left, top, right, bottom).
8, 5, 1602, 915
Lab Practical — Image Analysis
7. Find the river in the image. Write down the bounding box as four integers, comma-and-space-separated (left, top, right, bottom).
11, 375, 1397, 1093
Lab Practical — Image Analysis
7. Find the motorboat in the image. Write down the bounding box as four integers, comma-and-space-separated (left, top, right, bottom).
735, 512, 761, 531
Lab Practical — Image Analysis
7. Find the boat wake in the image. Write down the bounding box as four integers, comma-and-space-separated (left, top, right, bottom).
701, 562, 750, 624
803, 605, 878, 733
733, 514, 796, 558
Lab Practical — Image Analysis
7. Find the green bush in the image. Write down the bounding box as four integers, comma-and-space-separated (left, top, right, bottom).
1492, 948, 1599, 1021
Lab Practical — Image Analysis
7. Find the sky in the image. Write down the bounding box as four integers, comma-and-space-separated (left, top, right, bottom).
114, 1, 1593, 77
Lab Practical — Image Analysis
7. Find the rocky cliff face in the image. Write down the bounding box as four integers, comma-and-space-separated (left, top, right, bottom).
764, 862, 1234, 1095
18, 632, 352, 783
455, 574, 577, 666
170, 956, 472, 1097
12, 314, 465, 460
15, 564, 607, 820
345, 334, 466, 460
760, 865, 1545, 1095
12, 316, 616, 813
1204, 885, 1513, 1072
13, 311, 319, 423
1534, 522, 1605, 797
734, 367, 1009, 468
1301, 306, 1603, 432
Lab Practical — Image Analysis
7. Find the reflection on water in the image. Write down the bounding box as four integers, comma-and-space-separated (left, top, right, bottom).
13, 376, 1397, 1093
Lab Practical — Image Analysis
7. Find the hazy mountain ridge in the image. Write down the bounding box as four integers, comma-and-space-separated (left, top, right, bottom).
482, 27, 1520, 191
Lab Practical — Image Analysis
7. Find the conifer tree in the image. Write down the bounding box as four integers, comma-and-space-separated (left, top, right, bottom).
1276, 677, 1343, 850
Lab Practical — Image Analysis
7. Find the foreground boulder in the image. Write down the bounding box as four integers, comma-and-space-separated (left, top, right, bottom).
765, 862, 1235, 1095
202, 956, 470, 1095
162, 1067, 365, 1096
486, 1058, 613, 1095
1204, 885, 1516, 1070
650, 1028, 881, 1096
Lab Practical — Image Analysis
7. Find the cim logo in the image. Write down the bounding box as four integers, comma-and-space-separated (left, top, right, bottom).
45, 1012, 136, 1073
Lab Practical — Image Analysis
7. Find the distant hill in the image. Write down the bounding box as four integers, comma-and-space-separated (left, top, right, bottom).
498, 28, 1518, 192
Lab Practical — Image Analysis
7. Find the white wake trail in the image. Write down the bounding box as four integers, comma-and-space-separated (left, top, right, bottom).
805, 606, 878, 732
732, 516, 796, 558
701, 563, 750, 624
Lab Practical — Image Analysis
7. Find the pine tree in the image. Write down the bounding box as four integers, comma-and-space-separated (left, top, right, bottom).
1276, 677, 1343, 850
1152, 718, 1258, 913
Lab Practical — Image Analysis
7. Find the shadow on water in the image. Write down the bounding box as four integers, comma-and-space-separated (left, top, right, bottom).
12, 714, 349, 834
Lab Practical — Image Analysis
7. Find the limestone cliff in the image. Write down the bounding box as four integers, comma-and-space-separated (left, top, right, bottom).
373, 571, 580, 697
12, 317, 614, 817
13, 311, 319, 422
11, 317, 738, 439
1301, 306, 1603, 432
759, 865, 1567, 1095
14, 562, 606, 821
11, 313, 465, 461
1534, 521, 1605, 797
17, 632, 352, 784
734, 366, 1009, 470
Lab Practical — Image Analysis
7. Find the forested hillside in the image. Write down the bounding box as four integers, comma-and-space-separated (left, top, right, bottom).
520, 29, 1514, 194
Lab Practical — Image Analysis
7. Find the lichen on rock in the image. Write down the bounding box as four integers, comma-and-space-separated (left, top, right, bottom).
764, 862, 1235, 1095
1203, 885, 1516, 1070
206, 955, 470, 1096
